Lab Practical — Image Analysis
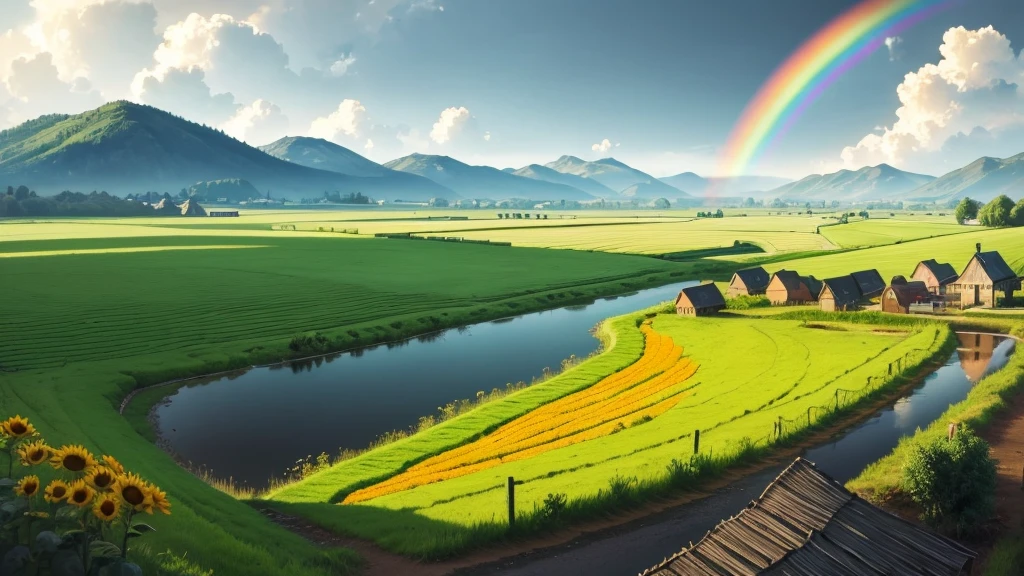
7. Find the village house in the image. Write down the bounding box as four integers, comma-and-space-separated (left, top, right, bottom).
850, 269, 886, 300
912, 259, 959, 295
765, 270, 817, 305
675, 284, 726, 317
882, 280, 933, 314
951, 245, 1021, 308
819, 275, 862, 312
726, 267, 770, 298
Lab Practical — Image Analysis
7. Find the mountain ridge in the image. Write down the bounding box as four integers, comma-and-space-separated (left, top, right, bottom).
766, 164, 935, 201
544, 155, 689, 198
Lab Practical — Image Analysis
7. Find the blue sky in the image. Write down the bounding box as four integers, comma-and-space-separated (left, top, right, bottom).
1, 0, 1023, 178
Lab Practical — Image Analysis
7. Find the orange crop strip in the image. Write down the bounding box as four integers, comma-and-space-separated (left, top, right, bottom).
343, 324, 698, 504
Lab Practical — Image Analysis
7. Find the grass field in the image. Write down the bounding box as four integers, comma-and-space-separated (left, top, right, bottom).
267, 311, 950, 557
819, 218, 972, 248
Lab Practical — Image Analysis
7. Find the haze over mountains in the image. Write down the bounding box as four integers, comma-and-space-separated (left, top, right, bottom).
1, 102, 1022, 204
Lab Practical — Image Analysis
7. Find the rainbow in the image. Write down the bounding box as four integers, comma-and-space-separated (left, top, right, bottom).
717, 0, 955, 181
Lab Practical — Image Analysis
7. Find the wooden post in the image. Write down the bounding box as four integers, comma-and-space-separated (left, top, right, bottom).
693, 429, 700, 454
506, 476, 515, 528
807, 406, 812, 426
947, 422, 957, 441
888, 362, 892, 375
835, 389, 840, 411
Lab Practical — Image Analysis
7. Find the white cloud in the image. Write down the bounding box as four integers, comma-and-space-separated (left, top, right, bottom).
591, 138, 612, 153
329, 53, 356, 77
1, 51, 101, 127
222, 98, 288, 144
308, 98, 367, 140
364, 138, 374, 150
429, 106, 470, 144
884, 36, 903, 61
841, 26, 1024, 173
133, 66, 237, 126
483, 131, 490, 141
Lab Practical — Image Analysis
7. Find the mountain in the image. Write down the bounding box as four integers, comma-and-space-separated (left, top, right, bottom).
258, 136, 388, 178
512, 164, 617, 197
767, 164, 935, 201
0, 101, 455, 200
907, 154, 1024, 202
659, 173, 793, 196
384, 154, 594, 200
544, 156, 689, 198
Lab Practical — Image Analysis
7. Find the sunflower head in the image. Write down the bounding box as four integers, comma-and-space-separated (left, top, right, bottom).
112, 473, 152, 513
85, 466, 117, 491
14, 475, 40, 498
1, 415, 36, 439
67, 480, 95, 508
92, 494, 122, 522
44, 480, 70, 503
17, 440, 51, 466
50, 445, 97, 473
101, 455, 125, 476
147, 485, 171, 515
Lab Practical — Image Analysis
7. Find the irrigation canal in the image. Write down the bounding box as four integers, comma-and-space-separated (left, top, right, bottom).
457, 332, 1016, 576
154, 281, 697, 487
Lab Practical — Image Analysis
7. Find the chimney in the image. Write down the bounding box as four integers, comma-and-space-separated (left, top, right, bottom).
976, 242, 982, 254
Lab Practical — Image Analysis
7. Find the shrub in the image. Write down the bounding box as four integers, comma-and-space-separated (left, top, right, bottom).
606, 475, 637, 502
726, 295, 771, 310
288, 332, 330, 354
902, 426, 996, 536
540, 492, 567, 523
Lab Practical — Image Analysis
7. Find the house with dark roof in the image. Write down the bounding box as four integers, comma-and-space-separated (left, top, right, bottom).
726, 267, 770, 298
882, 281, 933, 314
765, 270, 816, 305
850, 269, 886, 300
819, 276, 862, 312
802, 275, 822, 301
675, 284, 726, 317
912, 259, 959, 295
640, 458, 976, 576
951, 245, 1021, 308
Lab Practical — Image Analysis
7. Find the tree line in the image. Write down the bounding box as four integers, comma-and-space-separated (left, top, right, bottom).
0, 186, 158, 217
955, 195, 1024, 227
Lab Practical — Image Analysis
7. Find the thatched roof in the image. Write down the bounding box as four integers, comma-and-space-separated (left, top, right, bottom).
641, 458, 975, 576
886, 281, 932, 308
733, 267, 770, 292
969, 251, 1018, 283
918, 259, 959, 286
180, 198, 207, 217
851, 269, 885, 298
677, 284, 726, 310
821, 276, 861, 308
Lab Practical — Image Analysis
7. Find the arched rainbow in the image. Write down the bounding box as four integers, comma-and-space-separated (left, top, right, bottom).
717, 0, 955, 181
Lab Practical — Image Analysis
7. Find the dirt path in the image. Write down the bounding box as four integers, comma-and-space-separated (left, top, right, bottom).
978, 389, 1024, 569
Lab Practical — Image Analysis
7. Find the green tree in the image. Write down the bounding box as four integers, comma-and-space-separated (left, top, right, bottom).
978, 195, 1015, 227
1009, 198, 1024, 226
954, 197, 981, 224
652, 197, 670, 209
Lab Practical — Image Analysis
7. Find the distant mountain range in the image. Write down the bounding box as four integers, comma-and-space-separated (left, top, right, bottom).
905, 153, 1024, 203
543, 155, 689, 198
259, 136, 390, 178
767, 164, 935, 201
512, 164, 617, 197
659, 172, 793, 196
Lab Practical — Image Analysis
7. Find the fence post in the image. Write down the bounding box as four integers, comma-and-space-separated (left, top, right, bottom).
807, 406, 812, 426
693, 429, 700, 454
834, 389, 839, 411
778, 416, 783, 438
888, 362, 892, 375
506, 476, 515, 528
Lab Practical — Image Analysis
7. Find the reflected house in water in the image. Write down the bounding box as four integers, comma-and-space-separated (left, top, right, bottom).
956, 332, 1007, 382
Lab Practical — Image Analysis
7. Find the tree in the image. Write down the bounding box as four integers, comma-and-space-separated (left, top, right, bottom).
743, 197, 755, 208
978, 195, 1015, 227
1010, 198, 1024, 227
652, 197, 670, 209
714, 209, 724, 218
428, 197, 449, 207
14, 185, 30, 201
954, 197, 981, 224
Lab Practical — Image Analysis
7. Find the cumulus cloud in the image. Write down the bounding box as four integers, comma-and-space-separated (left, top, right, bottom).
2, 51, 101, 126
429, 106, 471, 144
841, 26, 1024, 173
884, 36, 904, 61
222, 99, 288, 144
329, 53, 356, 77
483, 131, 491, 142
591, 138, 612, 153
134, 67, 237, 126
308, 98, 367, 140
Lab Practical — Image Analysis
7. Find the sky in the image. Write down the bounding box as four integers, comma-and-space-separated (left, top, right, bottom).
1, 0, 1023, 179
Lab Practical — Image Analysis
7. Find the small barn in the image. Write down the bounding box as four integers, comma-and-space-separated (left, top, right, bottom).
675, 284, 726, 317
912, 259, 959, 295
802, 275, 822, 301
180, 198, 207, 217
726, 267, 770, 297
951, 245, 1021, 308
766, 270, 815, 305
882, 281, 933, 314
850, 269, 886, 300
819, 276, 861, 312
640, 458, 976, 576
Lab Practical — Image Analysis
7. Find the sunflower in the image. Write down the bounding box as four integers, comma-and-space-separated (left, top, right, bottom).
44, 480, 70, 503
14, 475, 40, 498
92, 494, 122, 522
50, 445, 97, 473
147, 485, 171, 515
112, 473, 152, 513
1, 415, 36, 439
84, 466, 117, 491
17, 440, 51, 466
67, 480, 95, 508
101, 455, 125, 476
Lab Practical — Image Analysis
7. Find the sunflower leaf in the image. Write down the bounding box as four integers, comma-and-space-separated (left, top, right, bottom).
130, 522, 155, 534
88, 540, 121, 558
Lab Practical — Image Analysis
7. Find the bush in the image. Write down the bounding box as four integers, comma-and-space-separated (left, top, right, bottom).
288, 332, 330, 354
902, 426, 996, 536
540, 493, 567, 523
726, 295, 771, 310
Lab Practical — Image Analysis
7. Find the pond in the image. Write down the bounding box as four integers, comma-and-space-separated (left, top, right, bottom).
153, 281, 696, 487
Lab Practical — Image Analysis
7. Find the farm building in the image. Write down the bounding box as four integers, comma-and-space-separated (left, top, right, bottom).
802, 275, 822, 301
950, 245, 1021, 308
765, 270, 816, 305
912, 259, 959, 295
850, 269, 886, 299
641, 458, 976, 576
675, 284, 726, 317
819, 276, 862, 312
882, 281, 933, 314
726, 267, 770, 297
180, 198, 206, 217
209, 210, 239, 217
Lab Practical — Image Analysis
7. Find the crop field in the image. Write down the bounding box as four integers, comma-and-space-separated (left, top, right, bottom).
268, 312, 950, 557
819, 218, 970, 248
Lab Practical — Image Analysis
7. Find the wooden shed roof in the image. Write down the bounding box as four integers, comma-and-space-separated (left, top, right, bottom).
801, 276, 822, 300
821, 276, 861, 308
968, 251, 1019, 283
677, 284, 726, 310
886, 281, 932, 307
918, 259, 959, 285
640, 458, 975, 576
733, 267, 771, 292
770, 270, 804, 292
851, 269, 885, 298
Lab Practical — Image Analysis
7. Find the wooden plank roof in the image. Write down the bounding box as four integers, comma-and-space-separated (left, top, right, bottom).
677, 283, 726, 310
886, 281, 932, 307
733, 267, 770, 292
969, 251, 1019, 283
640, 458, 976, 576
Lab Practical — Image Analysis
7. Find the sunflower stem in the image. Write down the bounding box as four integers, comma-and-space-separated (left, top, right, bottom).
121, 508, 135, 559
